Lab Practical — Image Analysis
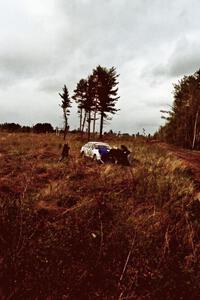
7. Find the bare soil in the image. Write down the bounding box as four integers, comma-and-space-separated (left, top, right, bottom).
160, 142, 200, 183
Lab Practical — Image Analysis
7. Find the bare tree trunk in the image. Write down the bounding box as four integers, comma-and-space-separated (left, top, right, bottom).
63, 111, 68, 141
192, 109, 199, 149
79, 108, 83, 132
63, 124, 67, 140
88, 110, 91, 141
93, 98, 98, 135
82, 111, 87, 132
99, 112, 104, 139
93, 110, 97, 134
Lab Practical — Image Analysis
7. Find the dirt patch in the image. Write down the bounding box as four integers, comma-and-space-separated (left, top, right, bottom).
159, 143, 200, 184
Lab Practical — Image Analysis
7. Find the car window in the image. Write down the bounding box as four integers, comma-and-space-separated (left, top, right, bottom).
95, 145, 108, 150
86, 143, 91, 148
84, 142, 110, 150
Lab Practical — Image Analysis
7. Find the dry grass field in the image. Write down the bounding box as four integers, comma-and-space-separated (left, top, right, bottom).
0, 132, 200, 299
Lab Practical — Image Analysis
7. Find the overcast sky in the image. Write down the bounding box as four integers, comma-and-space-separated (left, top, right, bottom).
1, 0, 200, 134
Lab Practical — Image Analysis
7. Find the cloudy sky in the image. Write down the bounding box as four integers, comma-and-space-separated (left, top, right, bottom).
1, 0, 200, 134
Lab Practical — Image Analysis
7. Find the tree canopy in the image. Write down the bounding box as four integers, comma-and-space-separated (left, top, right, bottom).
157, 69, 200, 149
72, 65, 120, 139
93, 65, 120, 138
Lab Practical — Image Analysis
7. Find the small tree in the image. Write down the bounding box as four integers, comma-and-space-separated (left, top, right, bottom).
59, 85, 72, 140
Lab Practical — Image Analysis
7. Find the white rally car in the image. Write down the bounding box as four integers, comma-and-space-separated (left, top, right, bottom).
80, 142, 111, 162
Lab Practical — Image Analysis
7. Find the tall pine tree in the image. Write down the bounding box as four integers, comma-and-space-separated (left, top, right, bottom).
72, 79, 88, 132
92, 66, 120, 138
59, 85, 72, 140
73, 76, 95, 140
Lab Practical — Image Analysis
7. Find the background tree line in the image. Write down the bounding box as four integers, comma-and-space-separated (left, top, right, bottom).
59, 65, 120, 140
0, 123, 54, 133
157, 69, 200, 149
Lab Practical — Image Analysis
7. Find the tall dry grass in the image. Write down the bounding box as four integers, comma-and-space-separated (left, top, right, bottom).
0, 132, 200, 299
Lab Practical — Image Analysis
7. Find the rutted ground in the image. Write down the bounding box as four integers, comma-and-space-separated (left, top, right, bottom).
159, 142, 200, 185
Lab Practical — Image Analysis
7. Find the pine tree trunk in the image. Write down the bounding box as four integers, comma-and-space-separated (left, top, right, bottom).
99, 112, 104, 139
79, 108, 83, 132
93, 110, 97, 134
63, 124, 67, 140
82, 111, 87, 132
192, 109, 199, 149
63, 110, 68, 141
88, 110, 91, 141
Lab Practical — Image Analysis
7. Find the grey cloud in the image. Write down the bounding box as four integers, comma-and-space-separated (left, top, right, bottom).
38, 78, 65, 94
144, 100, 170, 108
169, 51, 200, 77
0, 51, 49, 78
1, 0, 200, 133
151, 37, 200, 79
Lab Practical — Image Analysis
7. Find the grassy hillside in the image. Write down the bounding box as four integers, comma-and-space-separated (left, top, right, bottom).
0, 133, 200, 299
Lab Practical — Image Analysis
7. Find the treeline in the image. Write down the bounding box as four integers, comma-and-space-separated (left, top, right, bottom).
157, 68, 200, 149
0, 123, 54, 133
0, 122, 150, 141
59, 65, 120, 140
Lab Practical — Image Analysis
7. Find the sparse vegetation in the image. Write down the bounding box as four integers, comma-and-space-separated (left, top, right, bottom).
1, 133, 200, 299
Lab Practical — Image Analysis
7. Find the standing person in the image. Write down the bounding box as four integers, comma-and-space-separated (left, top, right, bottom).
121, 145, 130, 156
120, 145, 131, 165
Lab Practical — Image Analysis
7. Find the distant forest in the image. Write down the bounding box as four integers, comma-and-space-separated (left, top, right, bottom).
0, 123, 54, 133
0, 123, 147, 139
157, 68, 200, 150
